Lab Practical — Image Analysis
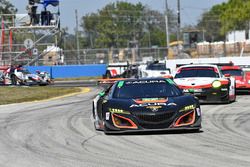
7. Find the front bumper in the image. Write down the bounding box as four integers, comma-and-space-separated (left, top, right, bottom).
103, 110, 202, 134
236, 84, 250, 92
183, 87, 229, 103
104, 126, 201, 134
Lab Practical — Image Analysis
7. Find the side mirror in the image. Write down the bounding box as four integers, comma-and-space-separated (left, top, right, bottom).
224, 73, 231, 77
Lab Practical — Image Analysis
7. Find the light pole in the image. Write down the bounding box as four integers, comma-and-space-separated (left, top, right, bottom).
75, 9, 80, 64
165, 0, 170, 48
177, 0, 181, 43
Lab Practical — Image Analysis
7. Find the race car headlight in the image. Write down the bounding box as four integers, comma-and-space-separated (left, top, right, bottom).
112, 114, 137, 129
212, 80, 221, 88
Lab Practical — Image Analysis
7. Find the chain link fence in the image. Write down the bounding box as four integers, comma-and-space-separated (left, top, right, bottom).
1, 44, 250, 66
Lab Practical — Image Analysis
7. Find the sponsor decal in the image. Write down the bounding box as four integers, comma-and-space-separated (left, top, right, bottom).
180, 104, 195, 112
196, 108, 201, 116
126, 80, 166, 85
106, 112, 110, 120
108, 108, 130, 114
183, 89, 202, 93
221, 88, 228, 91
167, 102, 177, 106
130, 103, 167, 108
134, 98, 168, 104
166, 79, 175, 85
117, 81, 125, 88
146, 106, 162, 112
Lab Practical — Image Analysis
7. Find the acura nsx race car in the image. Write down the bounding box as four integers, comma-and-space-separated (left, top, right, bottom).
174, 64, 236, 103
93, 78, 201, 134
220, 65, 250, 92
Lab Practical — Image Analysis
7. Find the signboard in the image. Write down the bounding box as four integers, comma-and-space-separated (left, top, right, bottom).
33, 48, 38, 55
24, 39, 34, 49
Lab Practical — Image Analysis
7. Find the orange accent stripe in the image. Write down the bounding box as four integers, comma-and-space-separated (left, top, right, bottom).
174, 110, 196, 127
98, 78, 125, 84
111, 114, 138, 129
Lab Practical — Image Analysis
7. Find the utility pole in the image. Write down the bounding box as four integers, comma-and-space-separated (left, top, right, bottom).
165, 0, 170, 49
177, 0, 181, 42
75, 9, 81, 64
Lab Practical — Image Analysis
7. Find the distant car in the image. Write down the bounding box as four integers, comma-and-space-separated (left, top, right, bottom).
221, 65, 250, 92
138, 61, 172, 78
103, 63, 137, 79
174, 64, 236, 103
0, 66, 9, 85
93, 78, 202, 134
36, 70, 53, 85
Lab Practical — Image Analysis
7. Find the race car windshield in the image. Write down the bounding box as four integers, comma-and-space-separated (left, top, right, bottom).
113, 80, 182, 99
146, 64, 168, 71
221, 69, 243, 76
175, 67, 219, 78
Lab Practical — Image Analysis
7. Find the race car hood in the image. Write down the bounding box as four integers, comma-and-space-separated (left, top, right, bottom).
106, 96, 197, 114
174, 77, 228, 89
234, 76, 243, 82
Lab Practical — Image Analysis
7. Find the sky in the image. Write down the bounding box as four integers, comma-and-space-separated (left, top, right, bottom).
9, 0, 228, 33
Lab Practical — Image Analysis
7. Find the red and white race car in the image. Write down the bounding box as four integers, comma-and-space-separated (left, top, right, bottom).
0, 65, 48, 86
174, 64, 236, 103
221, 65, 250, 92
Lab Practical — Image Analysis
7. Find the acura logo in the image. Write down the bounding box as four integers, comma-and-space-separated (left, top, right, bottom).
146, 106, 162, 112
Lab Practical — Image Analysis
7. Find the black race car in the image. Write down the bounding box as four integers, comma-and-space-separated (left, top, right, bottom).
92, 78, 202, 134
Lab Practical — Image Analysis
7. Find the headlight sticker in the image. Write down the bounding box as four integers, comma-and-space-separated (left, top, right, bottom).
221, 88, 228, 91
180, 104, 195, 112
109, 108, 130, 114
196, 108, 201, 116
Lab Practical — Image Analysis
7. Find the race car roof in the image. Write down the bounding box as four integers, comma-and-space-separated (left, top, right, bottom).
177, 64, 219, 69
221, 66, 242, 70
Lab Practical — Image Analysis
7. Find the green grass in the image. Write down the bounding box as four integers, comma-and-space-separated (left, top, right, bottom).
0, 87, 81, 105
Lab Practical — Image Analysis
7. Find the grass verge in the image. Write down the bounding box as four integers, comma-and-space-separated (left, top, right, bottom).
0, 87, 81, 105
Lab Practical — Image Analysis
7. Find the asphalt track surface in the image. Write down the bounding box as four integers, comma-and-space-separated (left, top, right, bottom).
0, 88, 250, 167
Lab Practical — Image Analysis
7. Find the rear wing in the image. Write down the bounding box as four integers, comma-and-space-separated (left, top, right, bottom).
176, 62, 234, 68
97, 78, 125, 88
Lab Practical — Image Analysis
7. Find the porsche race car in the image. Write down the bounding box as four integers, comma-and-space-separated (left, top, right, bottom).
174, 64, 236, 103
221, 65, 250, 92
93, 78, 202, 134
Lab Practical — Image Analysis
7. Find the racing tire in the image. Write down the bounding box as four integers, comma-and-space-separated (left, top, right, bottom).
92, 102, 96, 119
10, 74, 17, 85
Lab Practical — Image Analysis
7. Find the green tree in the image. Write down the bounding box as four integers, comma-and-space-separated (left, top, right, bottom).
0, 0, 17, 14
220, 0, 250, 34
197, 3, 226, 42
81, 2, 177, 48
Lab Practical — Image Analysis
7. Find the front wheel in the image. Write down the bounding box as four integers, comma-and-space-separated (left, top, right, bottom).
92, 102, 96, 119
